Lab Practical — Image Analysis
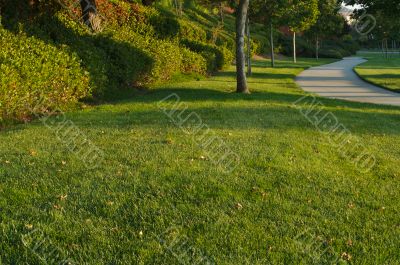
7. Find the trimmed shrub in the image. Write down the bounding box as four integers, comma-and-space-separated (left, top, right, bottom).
0, 26, 90, 123
181, 39, 233, 72
318, 48, 343, 59
180, 48, 207, 75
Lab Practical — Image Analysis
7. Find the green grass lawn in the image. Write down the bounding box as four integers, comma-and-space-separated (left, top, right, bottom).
355, 52, 400, 92
1, 57, 400, 264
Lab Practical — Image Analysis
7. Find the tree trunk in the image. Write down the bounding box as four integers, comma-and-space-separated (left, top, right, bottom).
316, 35, 319, 60
236, 0, 250, 93
80, 0, 100, 31
219, 2, 224, 25
293, 31, 297, 63
385, 39, 389, 59
174, 0, 179, 15
246, 16, 252, 76
270, 22, 275, 68
142, 0, 155, 6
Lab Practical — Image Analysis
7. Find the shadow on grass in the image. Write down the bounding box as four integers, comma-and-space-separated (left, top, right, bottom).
359, 74, 400, 80
214, 71, 297, 80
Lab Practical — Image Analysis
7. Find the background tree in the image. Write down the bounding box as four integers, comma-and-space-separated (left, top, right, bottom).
286, 0, 319, 63
346, 0, 400, 56
250, 0, 287, 67
306, 0, 343, 59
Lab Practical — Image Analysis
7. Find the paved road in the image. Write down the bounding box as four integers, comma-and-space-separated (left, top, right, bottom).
296, 57, 400, 107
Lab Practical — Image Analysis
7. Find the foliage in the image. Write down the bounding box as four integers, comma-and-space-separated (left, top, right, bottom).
181, 39, 234, 72
0, 25, 89, 124
0, 2, 225, 123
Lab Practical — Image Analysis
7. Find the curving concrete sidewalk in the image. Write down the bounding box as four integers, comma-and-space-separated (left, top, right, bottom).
296, 57, 400, 107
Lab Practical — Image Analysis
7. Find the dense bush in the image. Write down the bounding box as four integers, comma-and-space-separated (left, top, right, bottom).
180, 47, 208, 75
181, 39, 234, 72
0, 2, 272, 124
21, 13, 153, 98
318, 48, 343, 59
0, 26, 90, 123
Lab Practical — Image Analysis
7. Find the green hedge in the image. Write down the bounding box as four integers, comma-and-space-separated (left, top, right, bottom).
318, 48, 343, 59
0, 26, 90, 124
180, 39, 234, 72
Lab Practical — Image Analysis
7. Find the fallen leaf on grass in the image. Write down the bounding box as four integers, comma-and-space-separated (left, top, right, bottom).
163, 139, 173, 145
53, 204, 63, 210
58, 194, 68, 201
25, 224, 33, 230
341, 252, 352, 261
235, 203, 243, 210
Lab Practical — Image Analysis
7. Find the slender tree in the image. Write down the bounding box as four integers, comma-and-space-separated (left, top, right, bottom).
236, 0, 250, 93
286, 0, 319, 63
250, 0, 287, 68
306, 0, 343, 59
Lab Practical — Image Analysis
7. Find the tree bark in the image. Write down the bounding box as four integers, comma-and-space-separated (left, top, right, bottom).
142, 0, 155, 6
174, 0, 179, 15
246, 16, 252, 76
386, 39, 389, 59
316, 35, 319, 60
236, 0, 250, 93
270, 22, 275, 68
219, 2, 224, 25
80, 0, 100, 31
293, 31, 297, 63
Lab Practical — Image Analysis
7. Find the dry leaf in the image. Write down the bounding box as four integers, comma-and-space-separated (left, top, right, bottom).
53, 204, 62, 210
235, 202, 243, 210
58, 194, 68, 201
25, 224, 33, 230
341, 252, 352, 261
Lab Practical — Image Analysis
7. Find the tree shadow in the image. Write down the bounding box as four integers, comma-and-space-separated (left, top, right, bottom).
360, 74, 400, 80
215, 71, 297, 80
51, 87, 400, 137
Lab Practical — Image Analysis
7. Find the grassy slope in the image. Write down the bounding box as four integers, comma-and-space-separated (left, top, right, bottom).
1, 57, 400, 264
355, 52, 400, 92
